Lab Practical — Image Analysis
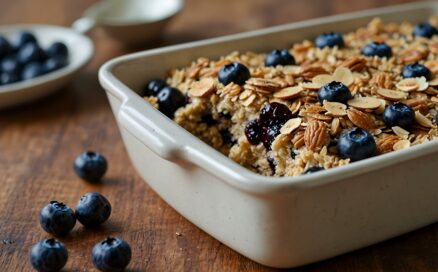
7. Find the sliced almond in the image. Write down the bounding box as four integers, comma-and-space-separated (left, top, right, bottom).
312, 74, 333, 86
375, 99, 387, 115
289, 100, 302, 114
415, 77, 429, 91
429, 78, 438, 87
396, 78, 419, 92
347, 96, 381, 110
393, 140, 411, 151
376, 88, 408, 101
415, 111, 434, 128
301, 82, 322, 90
323, 101, 347, 116
241, 94, 256, 107
332, 67, 354, 86
273, 85, 303, 99
330, 118, 341, 136
280, 118, 302, 134
282, 65, 301, 75
190, 78, 216, 97
392, 126, 409, 139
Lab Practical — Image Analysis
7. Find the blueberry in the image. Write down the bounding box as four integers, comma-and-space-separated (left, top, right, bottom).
303, 166, 324, 174
0, 36, 11, 59
218, 62, 250, 86
337, 127, 376, 162
245, 119, 263, 145
29, 239, 68, 272
39, 201, 76, 237
46, 42, 69, 59
267, 155, 276, 175
401, 63, 431, 81
0, 72, 20, 85
220, 129, 236, 146
17, 42, 46, 64
201, 114, 217, 126
75, 192, 111, 227
382, 102, 415, 130
413, 23, 438, 38
21, 62, 46, 80
156, 86, 186, 118
144, 79, 167, 96
264, 49, 295, 67
45, 56, 68, 73
1, 56, 22, 74
259, 102, 293, 127
92, 237, 132, 272
315, 32, 344, 49
361, 42, 392, 58
317, 81, 351, 104
73, 151, 107, 182
260, 123, 282, 150
14, 31, 37, 48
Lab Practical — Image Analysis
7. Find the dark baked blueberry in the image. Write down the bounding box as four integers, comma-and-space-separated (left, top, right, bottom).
218, 62, 250, 86
1, 56, 22, 75
382, 102, 415, 130
17, 42, 46, 64
46, 42, 69, 59
21, 62, 46, 80
29, 239, 68, 272
220, 129, 236, 146
92, 237, 132, 272
14, 31, 37, 49
0, 36, 12, 59
315, 32, 344, 49
45, 56, 68, 73
361, 42, 392, 58
401, 63, 431, 81
245, 119, 263, 145
337, 127, 376, 162
39, 201, 76, 237
413, 23, 438, 38
303, 166, 324, 174
201, 114, 217, 127
259, 102, 293, 127
74, 151, 107, 182
144, 79, 167, 97
156, 86, 186, 118
261, 123, 282, 150
0, 72, 20, 85
267, 155, 276, 175
264, 49, 295, 67
75, 192, 111, 227
317, 81, 351, 104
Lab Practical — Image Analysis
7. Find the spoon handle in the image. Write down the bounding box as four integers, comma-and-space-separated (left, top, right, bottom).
72, 17, 96, 34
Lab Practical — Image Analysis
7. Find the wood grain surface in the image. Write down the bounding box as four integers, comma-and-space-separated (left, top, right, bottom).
0, 0, 435, 271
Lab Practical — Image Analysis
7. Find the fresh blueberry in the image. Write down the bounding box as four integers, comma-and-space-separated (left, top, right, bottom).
156, 86, 186, 118
413, 23, 438, 38
75, 192, 111, 227
144, 79, 167, 96
0, 72, 20, 85
0, 36, 11, 59
264, 49, 295, 67
39, 201, 76, 237
245, 119, 263, 145
361, 42, 392, 58
218, 62, 250, 86
1, 57, 21, 74
17, 42, 46, 64
29, 239, 68, 272
337, 127, 376, 162
46, 42, 69, 59
382, 102, 415, 130
259, 102, 293, 127
45, 56, 68, 73
92, 237, 132, 272
21, 62, 46, 80
317, 81, 351, 104
315, 32, 344, 49
14, 31, 37, 48
401, 63, 431, 81
73, 151, 107, 182
303, 166, 324, 174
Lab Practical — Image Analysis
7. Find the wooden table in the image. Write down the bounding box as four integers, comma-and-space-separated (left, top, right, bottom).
0, 0, 436, 271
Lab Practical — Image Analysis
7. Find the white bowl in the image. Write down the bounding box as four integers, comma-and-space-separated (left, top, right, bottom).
100, 1, 438, 268
0, 24, 94, 109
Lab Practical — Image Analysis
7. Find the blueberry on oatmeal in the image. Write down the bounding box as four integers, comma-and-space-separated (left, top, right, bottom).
382, 102, 415, 130
361, 42, 392, 58
317, 81, 351, 104
401, 63, 431, 81
245, 119, 263, 145
412, 23, 438, 38
156, 86, 186, 118
303, 166, 324, 174
264, 49, 295, 67
337, 128, 376, 162
315, 32, 344, 49
144, 79, 167, 97
259, 102, 293, 127
218, 62, 250, 86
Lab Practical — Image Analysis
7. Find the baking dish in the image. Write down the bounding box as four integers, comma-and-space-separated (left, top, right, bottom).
99, 1, 438, 268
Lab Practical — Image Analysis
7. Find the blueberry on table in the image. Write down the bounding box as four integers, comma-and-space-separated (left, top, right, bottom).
46, 42, 69, 59
317, 81, 351, 104
45, 56, 68, 73
244, 119, 263, 145
0, 72, 20, 85
39, 201, 76, 236
303, 166, 324, 174
156, 86, 186, 118
382, 102, 415, 130
14, 31, 37, 48
413, 23, 438, 38
264, 49, 295, 67
1, 56, 22, 74
29, 239, 68, 272
401, 63, 431, 81
144, 79, 167, 96
17, 42, 46, 64
0, 36, 11, 58
218, 62, 250, 86
337, 127, 376, 162
22, 62, 46, 80
92, 237, 132, 272
259, 102, 293, 127
361, 42, 392, 58
74, 151, 107, 182
315, 32, 344, 49
75, 192, 111, 227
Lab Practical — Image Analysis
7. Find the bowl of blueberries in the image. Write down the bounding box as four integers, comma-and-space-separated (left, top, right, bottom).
0, 24, 94, 109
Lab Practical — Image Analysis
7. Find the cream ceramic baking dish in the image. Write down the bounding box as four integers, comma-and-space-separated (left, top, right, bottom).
99, 2, 438, 268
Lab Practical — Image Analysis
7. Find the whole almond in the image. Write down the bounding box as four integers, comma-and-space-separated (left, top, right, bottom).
304, 120, 328, 151
347, 108, 375, 130
190, 78, 216, 97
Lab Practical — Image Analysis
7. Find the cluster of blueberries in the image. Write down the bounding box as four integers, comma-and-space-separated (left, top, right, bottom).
29, 152, 132, 272
0, 31, 69, 86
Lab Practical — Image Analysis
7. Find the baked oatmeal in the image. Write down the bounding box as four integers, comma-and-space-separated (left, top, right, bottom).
142, 17, 438, 177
